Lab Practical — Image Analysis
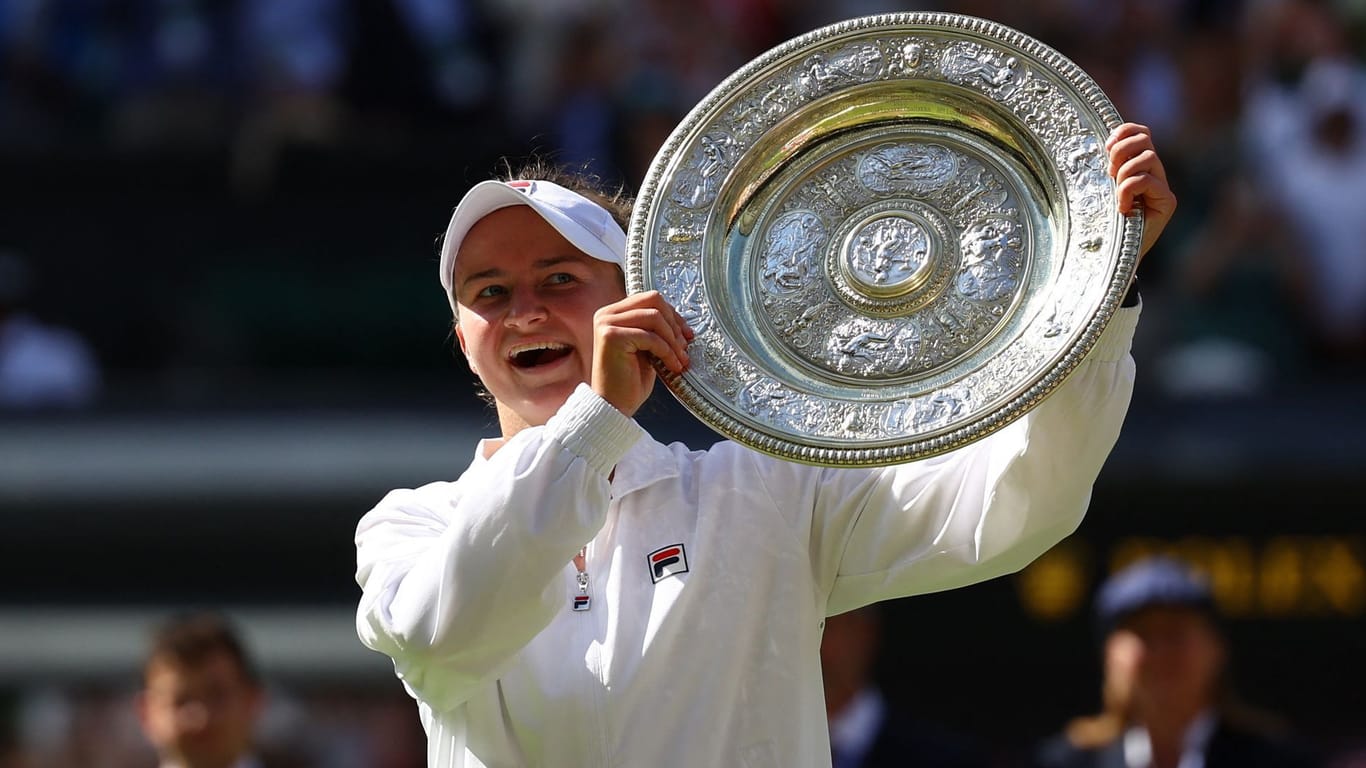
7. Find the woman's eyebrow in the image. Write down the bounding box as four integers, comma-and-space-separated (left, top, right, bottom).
459, 254, 592, 289
531, 254, 593, 269
458, 267, 504, 289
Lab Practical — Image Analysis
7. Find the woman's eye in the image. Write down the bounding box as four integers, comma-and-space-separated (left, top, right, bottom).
476, 285, 506, 298
547, 273, 575, 285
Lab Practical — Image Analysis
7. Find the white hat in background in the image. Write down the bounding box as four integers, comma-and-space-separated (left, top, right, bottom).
438, 179, 627, 313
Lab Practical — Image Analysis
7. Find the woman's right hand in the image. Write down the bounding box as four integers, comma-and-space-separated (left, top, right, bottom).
591, 291, 693, 417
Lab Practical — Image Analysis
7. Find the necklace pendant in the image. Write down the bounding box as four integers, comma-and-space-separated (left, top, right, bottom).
572, 570, 591, 612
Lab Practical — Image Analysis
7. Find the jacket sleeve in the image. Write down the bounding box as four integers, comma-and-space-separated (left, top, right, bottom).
354, 384, 643, 710
780, 306, 1141, 615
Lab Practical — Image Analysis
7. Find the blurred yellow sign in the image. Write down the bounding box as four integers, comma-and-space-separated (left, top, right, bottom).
1018, 535, 1366, 620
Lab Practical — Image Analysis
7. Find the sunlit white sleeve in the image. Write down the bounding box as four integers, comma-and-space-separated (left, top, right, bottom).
750, 306, 1141, 615
354, 384, 642, 710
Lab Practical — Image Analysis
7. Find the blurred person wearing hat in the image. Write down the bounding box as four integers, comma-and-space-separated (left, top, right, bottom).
1030, 556, 1322, 768
354, 122, 1175, 768
0, 249, 100, 411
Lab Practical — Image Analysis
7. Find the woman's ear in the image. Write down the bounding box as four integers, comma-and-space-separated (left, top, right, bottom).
455, 323, 477, 375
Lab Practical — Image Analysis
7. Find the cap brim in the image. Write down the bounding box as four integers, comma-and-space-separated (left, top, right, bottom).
438, 180, 625, 313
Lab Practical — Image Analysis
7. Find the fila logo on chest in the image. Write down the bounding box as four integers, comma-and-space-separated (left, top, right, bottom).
647, 543, 689, 584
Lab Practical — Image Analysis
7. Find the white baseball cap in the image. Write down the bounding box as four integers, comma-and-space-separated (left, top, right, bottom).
438, 179, 628, 313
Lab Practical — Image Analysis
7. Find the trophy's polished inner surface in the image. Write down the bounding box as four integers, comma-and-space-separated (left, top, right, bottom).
627, 13, 1142, 466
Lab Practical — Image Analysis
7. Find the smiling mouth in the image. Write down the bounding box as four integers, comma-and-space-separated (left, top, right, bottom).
508, 342, 573, 369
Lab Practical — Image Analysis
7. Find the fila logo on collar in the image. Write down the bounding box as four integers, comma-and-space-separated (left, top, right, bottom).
647, 543, 688, 584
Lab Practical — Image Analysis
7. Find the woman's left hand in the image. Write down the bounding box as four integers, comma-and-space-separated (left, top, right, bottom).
1107, 122, 1178, 264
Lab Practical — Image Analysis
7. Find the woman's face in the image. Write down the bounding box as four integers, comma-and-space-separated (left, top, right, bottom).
1106, 605, 1226, 718
453, 206, 627, 434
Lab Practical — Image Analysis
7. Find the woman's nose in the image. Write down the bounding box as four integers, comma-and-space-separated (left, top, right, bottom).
504, 290, 547, 327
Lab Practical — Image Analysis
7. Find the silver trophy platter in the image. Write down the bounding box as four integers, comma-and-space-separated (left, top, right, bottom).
626, 13, 1142, 466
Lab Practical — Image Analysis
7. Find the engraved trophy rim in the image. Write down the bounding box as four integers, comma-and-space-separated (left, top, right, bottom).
627, 12, 1142, 467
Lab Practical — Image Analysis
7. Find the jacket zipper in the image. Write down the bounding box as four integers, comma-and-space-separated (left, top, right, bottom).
574, 538, 612, 765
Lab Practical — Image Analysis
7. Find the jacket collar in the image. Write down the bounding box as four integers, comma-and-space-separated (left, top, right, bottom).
470, 431, 680, 498
609, 433, 681, 497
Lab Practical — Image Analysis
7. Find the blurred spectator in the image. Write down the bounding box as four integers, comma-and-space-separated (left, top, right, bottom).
613, 64, 687, 188
0, 0, 126, 149
231, 0, 495, 194
0, 249, 100, 411
1241, 0, 1366, 364
7, 684, 147, 768
822, 605, 989, 768
2, 679, 425, 768
1153, 173, 1310, 398
136, 611, 283, 768
387, 0, 491, 113
1152, 12, 1245, 284
230, 0, 348, 193
482, 0, 621, 133
546, 19, 618, 183
1030, 556, 1322, 768
1240, 0, 1352, 158
107, 0, 240, 150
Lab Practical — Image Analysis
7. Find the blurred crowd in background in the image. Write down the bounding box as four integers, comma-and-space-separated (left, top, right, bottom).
1, 0, 1364, 765
1, 0, 1364, 409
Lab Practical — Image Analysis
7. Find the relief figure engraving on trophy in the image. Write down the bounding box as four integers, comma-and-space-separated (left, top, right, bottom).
885, 389, 969, 434
695, 340, 747, 400
888, 39, 926, 76
661, 261, 711, 335
765, 295, 838, 352
739, 376, 792, 426
827, 317, 921, 376
911, 390, 967, 430
732, 79, 797, 140
1009, 74, 1083, 147
1061, 134, 1109, 216
1043, 297, 1076, 338
802, 168, 867, 215
922, 296, 991, 353
945, 162, 1010, 226
845, 215, 932, 295
858, 143, 957, 194
1058, 133, 1113, 248
940, 41, 1019, 93
760, 211, 825, 293
672, 131, 736, 209
957, 216, 1024, 302
798, 44, 885, 96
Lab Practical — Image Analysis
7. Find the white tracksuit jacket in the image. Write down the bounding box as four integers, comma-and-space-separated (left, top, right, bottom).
355, 307, 1139, 768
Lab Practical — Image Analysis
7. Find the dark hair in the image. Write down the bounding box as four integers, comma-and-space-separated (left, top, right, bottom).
146, 611, 260, 685
492, 157, 635, 229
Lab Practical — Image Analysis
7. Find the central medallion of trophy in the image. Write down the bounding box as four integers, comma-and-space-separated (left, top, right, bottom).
840, 211, 936, 299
